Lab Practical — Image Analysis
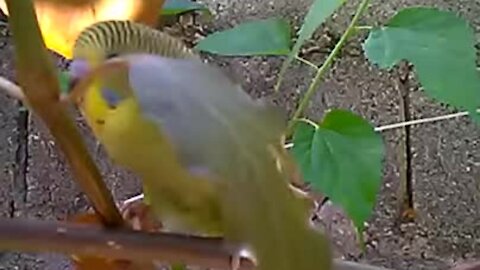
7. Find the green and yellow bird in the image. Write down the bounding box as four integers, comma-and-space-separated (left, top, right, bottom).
67, 20, 332, 270
70, 21, 220, 236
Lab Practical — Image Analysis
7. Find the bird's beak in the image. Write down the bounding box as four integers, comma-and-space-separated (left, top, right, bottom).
62, 59, 91, 104
69, 59, 90, 86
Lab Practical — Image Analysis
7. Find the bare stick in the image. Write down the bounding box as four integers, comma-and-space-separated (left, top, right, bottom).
0, 75, 25, 100
5, 0, 123, 226
0, 217, 393, 270
0, 217, 253, 270
283, 109, 477, 149
374, 111, 472, 131
295, 56, 319, 71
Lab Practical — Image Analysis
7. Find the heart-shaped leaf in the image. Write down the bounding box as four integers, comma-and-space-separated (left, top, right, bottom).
291, 110, 384, 232
364, 7, 480, 114
195, 17, 291, 56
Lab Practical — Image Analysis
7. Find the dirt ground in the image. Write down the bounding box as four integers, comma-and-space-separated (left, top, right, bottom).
0, 0, 479, 269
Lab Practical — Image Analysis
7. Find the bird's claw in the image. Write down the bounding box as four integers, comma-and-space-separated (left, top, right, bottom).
120, 193, 162, 232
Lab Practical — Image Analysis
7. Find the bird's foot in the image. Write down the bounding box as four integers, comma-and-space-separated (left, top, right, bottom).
120, 193, 162, 232
230, 248, 256, 270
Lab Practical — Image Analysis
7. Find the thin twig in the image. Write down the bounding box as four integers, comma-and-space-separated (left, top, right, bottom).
284, 110, 476, 149
295, 56, 319, 71
0, 217, 252, 270
374, 111, 471, 131
0, 75, 25, 100
286, 0, 371, 136
0, 217, 393, 270
353, 25, 373, 31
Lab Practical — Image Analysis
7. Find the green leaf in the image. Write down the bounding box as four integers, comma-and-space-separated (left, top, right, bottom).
161, 0, 210, 15
291, 110, 384, 232
364, 7, 480, 114
195, 18, 291, 56
276, 0, 346, 89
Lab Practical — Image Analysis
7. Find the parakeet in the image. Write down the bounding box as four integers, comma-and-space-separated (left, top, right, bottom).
0, 0, 163, 58
68, 20, 218, 236
69, 53, 332, 270
67, 20, 332, 270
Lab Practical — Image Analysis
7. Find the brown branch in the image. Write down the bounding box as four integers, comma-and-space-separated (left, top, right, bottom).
0, 218, 253, 270
5, 0, 123, 227
0, 217, 394, 270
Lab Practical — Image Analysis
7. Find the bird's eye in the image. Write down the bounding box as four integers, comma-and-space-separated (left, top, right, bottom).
96, 119, 105, 125
101, 88, 122, 109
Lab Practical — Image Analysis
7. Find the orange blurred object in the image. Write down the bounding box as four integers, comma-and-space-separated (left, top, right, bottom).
68, 212, 132, 270
69, 211, 159, 270
0, 0, 164, 59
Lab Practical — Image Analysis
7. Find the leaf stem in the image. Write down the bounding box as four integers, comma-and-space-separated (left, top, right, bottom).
286, 0, 371, 136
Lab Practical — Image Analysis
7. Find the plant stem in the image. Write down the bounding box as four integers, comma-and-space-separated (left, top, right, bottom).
286, 0, 371, 136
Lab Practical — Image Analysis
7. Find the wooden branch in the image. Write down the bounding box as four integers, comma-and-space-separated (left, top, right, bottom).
0, 217, 394, 270
0, 218, 253, 270
5, 0, 123, 227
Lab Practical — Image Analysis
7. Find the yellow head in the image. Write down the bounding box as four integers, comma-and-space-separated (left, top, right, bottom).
69, 57, 131, 137
68, 19, 196, 136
